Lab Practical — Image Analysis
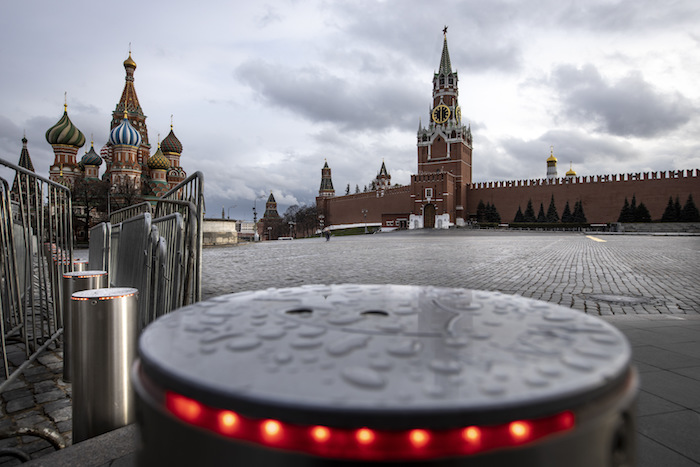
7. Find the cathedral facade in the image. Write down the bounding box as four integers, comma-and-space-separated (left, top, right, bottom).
45, 52, 186, 199
316, 31, 699, 228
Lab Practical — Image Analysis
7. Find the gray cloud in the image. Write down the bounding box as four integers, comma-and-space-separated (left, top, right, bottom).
236, 60, 424, 132
551, 64, 694, 138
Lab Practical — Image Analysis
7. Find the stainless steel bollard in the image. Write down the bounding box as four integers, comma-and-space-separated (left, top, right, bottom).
61, 271, 107, 382
134, 285, 637, 466
72, 287, 139, 443
72, 260, 88, 272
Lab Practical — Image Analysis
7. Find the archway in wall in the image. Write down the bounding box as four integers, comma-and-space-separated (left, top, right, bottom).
424, 204, 436, 228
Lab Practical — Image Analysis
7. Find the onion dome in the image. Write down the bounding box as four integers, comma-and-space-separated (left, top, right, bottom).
547, 146, 557, 163
80, 142, 102, 166
147, 146, 171, 170
124, 51, 137, 70
161, 127, 182, 154
109, 112, 142, 147
566, 162, 577, 177
45, 105, 86, 148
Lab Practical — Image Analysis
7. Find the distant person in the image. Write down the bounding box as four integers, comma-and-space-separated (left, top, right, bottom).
323, 227, 331, 241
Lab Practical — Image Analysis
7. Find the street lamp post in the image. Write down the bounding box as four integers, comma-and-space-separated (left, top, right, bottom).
362, 209, 368, 234
227, 205, 237, 220
267, 226, 272, 241
288, 221, 295, 239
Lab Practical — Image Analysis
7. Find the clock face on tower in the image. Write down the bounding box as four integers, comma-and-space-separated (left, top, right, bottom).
432, 104, 450, 124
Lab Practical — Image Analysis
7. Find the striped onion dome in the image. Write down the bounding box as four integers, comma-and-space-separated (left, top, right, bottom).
147, 146, 171, 170
109, 114, 142, 147
80, 142, 102, 166
45, 107, 86, 147
161, 128, 182, 154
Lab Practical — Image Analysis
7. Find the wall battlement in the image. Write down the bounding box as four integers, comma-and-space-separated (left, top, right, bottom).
468, 168, 699, 190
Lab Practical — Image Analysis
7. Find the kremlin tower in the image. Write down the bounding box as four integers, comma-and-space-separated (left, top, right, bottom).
318, 160, 335, 198
546, 146, 558, 180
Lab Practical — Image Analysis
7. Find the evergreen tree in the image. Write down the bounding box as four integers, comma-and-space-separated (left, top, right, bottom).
573, 200, 587, 223
630, 195, 637, 215
513, 206, 524, 223
486, 203, 501, 223
363, 185, 368, 192
674, 196, 682, 220
617, 198, 632, 223
345, 183, 350, 195
546, 195, 560, 223
523, 199, 536, 222
635, 203, 652, 222
536, 202, 546, 222
476, 200, 486, 222
681, 194, 700, 222
561, 201, 573, 223
355, 184, 360, 194
661, 196, 677, 221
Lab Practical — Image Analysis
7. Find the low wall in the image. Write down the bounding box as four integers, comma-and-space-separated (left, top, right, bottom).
202, 219, 238, 246
619, 222, 700, 233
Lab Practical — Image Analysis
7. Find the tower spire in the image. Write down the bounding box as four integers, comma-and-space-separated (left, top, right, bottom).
438, 26, 452, 75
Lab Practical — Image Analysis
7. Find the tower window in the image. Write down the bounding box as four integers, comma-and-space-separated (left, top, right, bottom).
449, 77, 453, 84
425, 188, 433, 199
440, 76, 445, 85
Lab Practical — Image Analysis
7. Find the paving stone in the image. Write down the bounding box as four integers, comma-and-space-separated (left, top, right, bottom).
2, 388, 33, 403
42, 399, 70, 415
6, 396, 35, 414
34, 390, 65, 405
47, 406, 72, 424
638, 410, 700, 463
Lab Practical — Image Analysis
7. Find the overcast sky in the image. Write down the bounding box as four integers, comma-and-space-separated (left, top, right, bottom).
1, 0, 699, 220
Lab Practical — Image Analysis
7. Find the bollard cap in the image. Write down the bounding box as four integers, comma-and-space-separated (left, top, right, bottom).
138, 285, 632, 429
72, 287, 138, 301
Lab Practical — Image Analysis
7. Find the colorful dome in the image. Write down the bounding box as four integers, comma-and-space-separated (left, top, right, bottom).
109, 114, 142, 147
566, 163, 577, 177
161, 128, 182, 154
81, 143, 102, 166
45, 107, 86, 147
147, 146, 171, 170
547, 146, 557, 163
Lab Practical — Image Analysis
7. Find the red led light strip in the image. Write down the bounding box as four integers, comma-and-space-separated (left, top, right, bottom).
165, 391, 575, 461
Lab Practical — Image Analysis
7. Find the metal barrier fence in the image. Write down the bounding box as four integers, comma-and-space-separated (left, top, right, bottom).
109, 201, 151, 225
0, 158, 73, 391
157, 172, 204, 302
88, 171, 203, 327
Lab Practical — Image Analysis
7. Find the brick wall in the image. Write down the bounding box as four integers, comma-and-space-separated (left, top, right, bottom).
468, 170, 700, 223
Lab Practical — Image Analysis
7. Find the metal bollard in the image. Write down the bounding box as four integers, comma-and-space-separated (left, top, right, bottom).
72, 260, 88, 272
61, 271, 107, 382
72, 287, 139, 443
133, 285, 637, 466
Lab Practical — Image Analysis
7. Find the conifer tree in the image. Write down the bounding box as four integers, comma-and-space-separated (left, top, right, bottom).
345, 183, 350, 195
573, 200, 587, 223
681, 194, 700, 222
546, 195, 559, 223
523, 199, 536, 222
635, 203, 651, 222
561, 201, 572, 223
476, 200, 486, 222
618, 198, 632, 223
355, 184, 360, 194
661, 196, 677, 221
485, 203, 501, 223
513, 206, 524, 223
674, 196, 682, 220
536, 203, 546, 222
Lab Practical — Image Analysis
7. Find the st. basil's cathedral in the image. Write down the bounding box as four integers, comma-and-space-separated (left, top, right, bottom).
43, 51, 186, 198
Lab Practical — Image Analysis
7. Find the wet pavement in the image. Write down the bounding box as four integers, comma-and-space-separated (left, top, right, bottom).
1, 230, 699, 465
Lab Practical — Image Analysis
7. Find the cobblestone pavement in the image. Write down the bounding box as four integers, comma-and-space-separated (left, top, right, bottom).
202, 230, 700, 314
1, 230, 698, 464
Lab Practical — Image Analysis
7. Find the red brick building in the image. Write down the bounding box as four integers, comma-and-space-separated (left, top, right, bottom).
316, 31, 699, 229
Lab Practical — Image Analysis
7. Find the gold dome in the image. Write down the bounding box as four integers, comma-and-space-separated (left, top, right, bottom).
566, 162, 577, 177
547, 146, 557, 163
123, 52, 137, 69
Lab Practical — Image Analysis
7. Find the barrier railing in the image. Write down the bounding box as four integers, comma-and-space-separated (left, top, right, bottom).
109, 201, 152, 225
157, 172, 204, 302
0, 158, 72, 390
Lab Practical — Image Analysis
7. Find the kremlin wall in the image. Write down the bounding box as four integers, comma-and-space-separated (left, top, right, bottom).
316, 32, 699, 229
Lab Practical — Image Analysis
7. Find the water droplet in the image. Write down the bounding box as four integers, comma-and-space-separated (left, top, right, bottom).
369, 359, 393, 371
590, 333, 620, 345
386, 340, 422, 357
429, 359, 462, 374
537, 364, 562, 377
225, 337, 261, 351
274, 352, 293, 364
297, 326, 326, 338
200, 332, 244, 345
290, 339, 323, 349
562, 354, 594, 372
327, 315, 364, 326
480, 383, 506, 396
341, 367, 386, 389
257, 327, 286, 340
525, 376, 549, 387
327, 335, 369, 356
